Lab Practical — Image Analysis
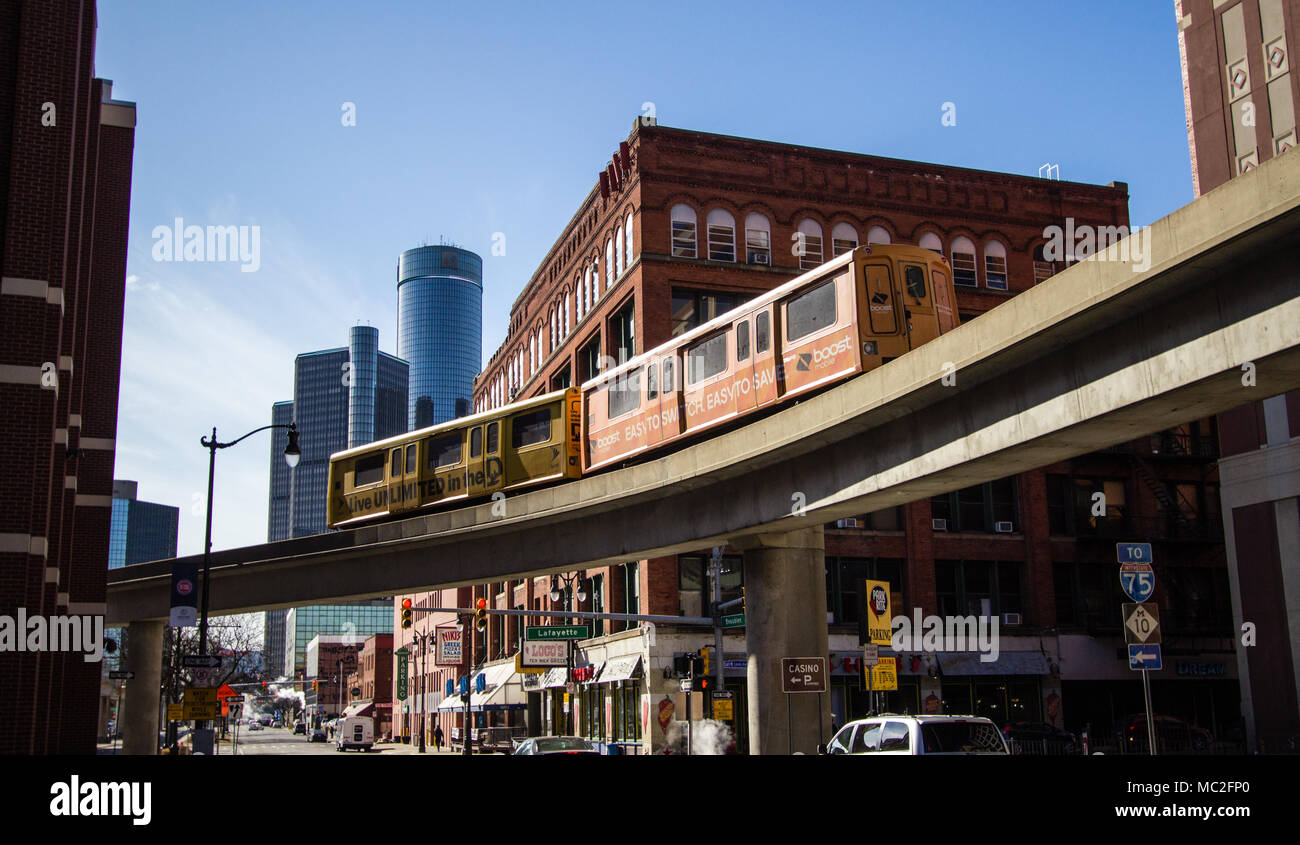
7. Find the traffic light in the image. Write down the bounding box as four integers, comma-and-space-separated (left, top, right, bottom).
673, 654, 691, 678
691, 676, 711, 692
401, 597, 412, 630
474, 597, 488, 632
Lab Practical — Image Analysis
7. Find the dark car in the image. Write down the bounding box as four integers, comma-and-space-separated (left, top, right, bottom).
1118, 714, 1213, 753
513, 736, 601, 756
309, 727, 327, 742
1002, 722, 1077, 754
293, 722, 306, 735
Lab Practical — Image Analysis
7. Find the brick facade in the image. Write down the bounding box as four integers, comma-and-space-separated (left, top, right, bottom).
0, 0, 136, 754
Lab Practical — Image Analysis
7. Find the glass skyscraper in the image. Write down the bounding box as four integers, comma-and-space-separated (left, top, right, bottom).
108, 480, 178, 669
397, 245, 483, 430
264, 328, 409, 678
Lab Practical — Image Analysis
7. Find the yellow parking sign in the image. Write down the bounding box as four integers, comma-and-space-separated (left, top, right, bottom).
714, 699, 734, 721
871, 657, 898, 691
864, 579, 892, 645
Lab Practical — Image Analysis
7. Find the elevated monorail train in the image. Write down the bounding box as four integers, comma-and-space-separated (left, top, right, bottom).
327, 244, 959, 529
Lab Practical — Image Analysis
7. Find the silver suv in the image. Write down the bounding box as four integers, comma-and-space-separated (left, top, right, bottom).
819, 715, 1008, 755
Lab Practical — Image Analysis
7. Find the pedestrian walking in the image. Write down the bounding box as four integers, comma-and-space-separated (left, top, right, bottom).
433, 723, 444, 751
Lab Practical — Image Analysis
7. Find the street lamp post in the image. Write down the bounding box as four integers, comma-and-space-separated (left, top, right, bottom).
549, 573, 587, 736
194, 422, 299, 742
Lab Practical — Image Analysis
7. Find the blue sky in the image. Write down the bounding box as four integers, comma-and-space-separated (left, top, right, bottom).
96, 0, 1193, 556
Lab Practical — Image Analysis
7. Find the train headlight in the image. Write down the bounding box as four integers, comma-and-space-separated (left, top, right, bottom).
863, 341, 878, 356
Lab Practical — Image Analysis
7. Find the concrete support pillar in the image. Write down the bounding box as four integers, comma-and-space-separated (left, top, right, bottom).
121, 620, 163, 755
739, 526, 831, 755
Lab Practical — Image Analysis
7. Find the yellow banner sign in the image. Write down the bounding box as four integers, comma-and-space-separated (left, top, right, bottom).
864, 579, 893, 645
870, 657, 898, 691
714, 699, 734, 721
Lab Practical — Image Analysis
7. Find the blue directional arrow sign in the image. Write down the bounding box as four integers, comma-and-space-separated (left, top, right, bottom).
1129, 644, 1163, 671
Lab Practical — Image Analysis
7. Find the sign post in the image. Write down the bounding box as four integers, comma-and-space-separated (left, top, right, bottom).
1119, 542, 1160, 755
781, 657, 827, 756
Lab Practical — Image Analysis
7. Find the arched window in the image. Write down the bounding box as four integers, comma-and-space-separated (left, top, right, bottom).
581, 269, 590, 318
832, 222, 859, 256
745, 212, 771, 265
866, 225, 891, 246
614, 226, 625, 278
671, 204, 697, 258
951, 236, 977, 286
919, 232, 944, 255
706, 209, 736, 262
984, 240, 1008, 290
605, 239, 615, 291
1033, 244, 1055, 284
797, 219, 824, 270
624, 211, 634, 267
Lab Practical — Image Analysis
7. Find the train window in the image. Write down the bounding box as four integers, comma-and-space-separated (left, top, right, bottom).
786, 279, 837, 342
737, 320, 750, 362
427, 433, 462, 469
608, 368, 643, 418
391, 448, 401, 477
687, 332, 728, 384
486, 422, 499, 453
355, 453, 385, 487
904, 264, 927, 300
405, 444, 417, 474
470, 427, 482, 459
662, 357, 676, 392
756, 312, 770, 354
647, 364, 659, 400
512, 408, 553, 448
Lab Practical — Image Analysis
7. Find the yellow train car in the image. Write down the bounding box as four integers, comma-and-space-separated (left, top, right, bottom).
327, 388, 582, 529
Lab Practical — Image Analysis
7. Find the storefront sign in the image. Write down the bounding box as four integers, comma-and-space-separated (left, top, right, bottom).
396, 650, 408, 700
1176, 660, 1226, 677
435, 625, 464, 666
864, 579, 892, 646
521, 640, 568, 667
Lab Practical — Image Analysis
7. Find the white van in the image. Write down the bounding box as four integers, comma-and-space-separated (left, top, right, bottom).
336, 716, 374, 752
819, 714, 1009, 755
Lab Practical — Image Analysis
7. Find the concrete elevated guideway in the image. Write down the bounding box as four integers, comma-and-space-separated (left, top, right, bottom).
110, 149, 1300, 755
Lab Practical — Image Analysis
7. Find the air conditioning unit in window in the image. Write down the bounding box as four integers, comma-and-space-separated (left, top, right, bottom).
994, 521, 1014, 533
748, 251, 770, 265
1001, 612, 1022, 626
931, 518, 948, 531
835, 518, 861, 529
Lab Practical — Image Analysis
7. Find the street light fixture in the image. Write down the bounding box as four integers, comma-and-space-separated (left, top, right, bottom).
194, 422, 300, 747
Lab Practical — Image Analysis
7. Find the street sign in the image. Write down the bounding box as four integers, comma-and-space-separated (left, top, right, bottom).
1119, 563, 1155, 603
1123, 602, 1162, 645
183, 686, 218, 720
721, 613, 746, 629
862, 644, 879, 667
525, 625, 590, 641
181, 654, 221, 669
192, 666, 216, 687
435, 625, 464, 667
166, 703, 184, 722
864, 579, 892, 646
1129, 644, 1164, 671
520, 640, 568, 667
1116, 542, 1153, 564
217, 683, 240, 701
871, 657, 899, 691
108, 670, 134, 680
714, 698, 734, 721
679, 679, 693, 693
780, 657, 827, 694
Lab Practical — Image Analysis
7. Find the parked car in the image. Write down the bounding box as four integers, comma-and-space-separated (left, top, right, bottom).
248, 720, 263, 732
513, 736, 601, 756
309, 727, 327, 742
1117, 714, 1213, 753
1003, 721, 1076, 754
819, 715, 1009, 755
293, 721, 306, 735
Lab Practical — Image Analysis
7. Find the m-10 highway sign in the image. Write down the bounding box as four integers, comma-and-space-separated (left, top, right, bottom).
1123, 602, 1161, 645
780, 657, 827, 693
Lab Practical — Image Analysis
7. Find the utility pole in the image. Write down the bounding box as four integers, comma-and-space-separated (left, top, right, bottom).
710, 546, 725, 717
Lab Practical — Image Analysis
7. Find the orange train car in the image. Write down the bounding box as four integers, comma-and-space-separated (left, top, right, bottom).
582, 244, 959, 471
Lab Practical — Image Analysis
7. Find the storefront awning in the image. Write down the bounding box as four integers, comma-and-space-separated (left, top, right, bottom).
935, 652, 1051, 676
469, 660, 527, 711
595, 655, 642, 684
436, 694, 463, 712
538, 668, 568, 689
341, 701, 374, 719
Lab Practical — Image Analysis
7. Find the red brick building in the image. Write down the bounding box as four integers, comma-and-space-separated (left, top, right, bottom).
1177, 0, 1300, 749
345, 633, 393, 737
397, 120, 1236, 752
0, 0, 136, 754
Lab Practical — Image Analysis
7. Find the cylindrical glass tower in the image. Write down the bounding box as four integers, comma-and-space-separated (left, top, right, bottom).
397, 245, 483, 430
347, 325, 379, 448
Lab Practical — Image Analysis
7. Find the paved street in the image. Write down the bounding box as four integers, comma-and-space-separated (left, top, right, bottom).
232, 726, 461, 756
